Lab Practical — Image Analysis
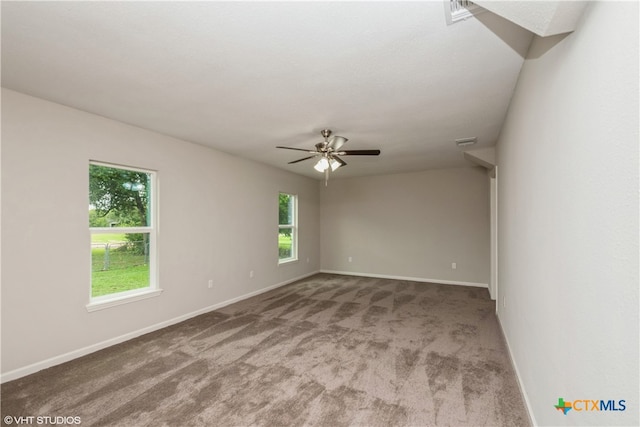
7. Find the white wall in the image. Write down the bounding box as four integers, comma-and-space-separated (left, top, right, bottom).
320, 168, 490, 286
1, 89, 320, 378
496, 2, 639, 426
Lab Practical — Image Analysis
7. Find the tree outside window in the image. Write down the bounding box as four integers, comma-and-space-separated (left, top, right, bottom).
89, 162, 157, 300
278, 193, 297, 263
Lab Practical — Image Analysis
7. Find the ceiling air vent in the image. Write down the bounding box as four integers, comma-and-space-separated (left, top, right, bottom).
456, 137, 477, 147
445, 0, 483, 25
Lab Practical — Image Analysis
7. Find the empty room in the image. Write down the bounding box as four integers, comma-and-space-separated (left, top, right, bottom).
1, 1, 638, 426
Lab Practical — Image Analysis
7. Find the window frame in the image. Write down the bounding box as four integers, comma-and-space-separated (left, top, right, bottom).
86, 161, 161, 312
278, 192, 298, 265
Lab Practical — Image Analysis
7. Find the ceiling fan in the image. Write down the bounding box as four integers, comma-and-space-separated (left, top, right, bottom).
276, 129, 381, 185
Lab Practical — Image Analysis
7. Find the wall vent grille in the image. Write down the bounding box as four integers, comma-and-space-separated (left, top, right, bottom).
445, 0, 483, 24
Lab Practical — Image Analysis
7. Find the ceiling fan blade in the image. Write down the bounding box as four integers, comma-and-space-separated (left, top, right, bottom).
327, 136, 348, 151
339, 149, 381, 156
276, 146, 316, 153
332, 156, 347, 167
288, 155, 318, 164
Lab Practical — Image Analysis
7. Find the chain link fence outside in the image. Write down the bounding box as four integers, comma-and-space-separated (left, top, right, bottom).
91, 240, 149, 271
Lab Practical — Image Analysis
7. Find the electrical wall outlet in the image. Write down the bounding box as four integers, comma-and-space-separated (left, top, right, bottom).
451, 262, 457, 270
348, 256, 353, 263
208, 279, 213, 289
249, 270, 254, 279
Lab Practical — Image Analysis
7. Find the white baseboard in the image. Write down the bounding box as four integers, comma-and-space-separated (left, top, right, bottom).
0, 271, 319, 384
496, 311, 537, 426
320, 269, 488, 288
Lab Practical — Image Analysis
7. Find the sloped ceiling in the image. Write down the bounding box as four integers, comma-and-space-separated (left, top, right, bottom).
1, 1, 533, 179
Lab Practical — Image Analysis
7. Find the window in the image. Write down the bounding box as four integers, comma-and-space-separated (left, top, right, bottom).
278, 192, 297, 263
88, 162, 159, 310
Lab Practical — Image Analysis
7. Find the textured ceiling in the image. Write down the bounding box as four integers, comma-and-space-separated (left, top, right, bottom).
1, 1, 533, 179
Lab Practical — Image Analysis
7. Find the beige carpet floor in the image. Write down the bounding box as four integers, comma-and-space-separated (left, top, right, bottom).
1, 274, 530, 426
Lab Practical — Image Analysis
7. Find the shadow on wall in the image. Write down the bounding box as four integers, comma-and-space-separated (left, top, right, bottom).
525, 33, 571, 59
475, 10, 534, 59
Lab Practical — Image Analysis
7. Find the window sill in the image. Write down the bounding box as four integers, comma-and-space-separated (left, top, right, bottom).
278, 258, 298, 266
86, 288, 163, 312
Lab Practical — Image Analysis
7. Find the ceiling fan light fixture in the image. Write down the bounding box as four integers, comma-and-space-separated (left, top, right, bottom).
314, 157, 330, 172
276, 129, 380, 183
